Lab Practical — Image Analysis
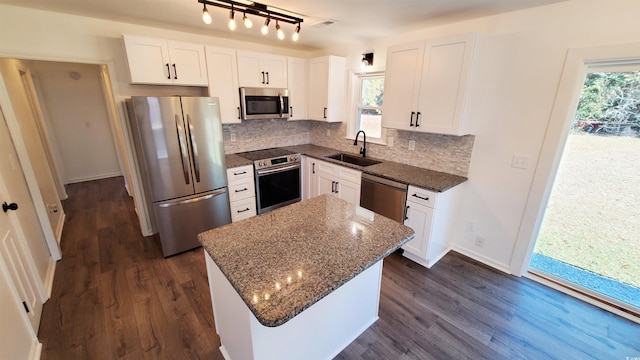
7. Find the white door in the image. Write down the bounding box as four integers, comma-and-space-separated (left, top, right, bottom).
261, 54, 287, 88
402, 200, 433, 257
335, 180, 360, 206
122, 35, 173, 85
308, 57, 329, 120
287, 57, 308, 120
206, 46, 241, 124
0, 107, 47, 333
168, 40, 208, 86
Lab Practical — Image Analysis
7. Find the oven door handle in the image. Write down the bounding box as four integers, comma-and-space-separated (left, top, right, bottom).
256, 163, 300, 176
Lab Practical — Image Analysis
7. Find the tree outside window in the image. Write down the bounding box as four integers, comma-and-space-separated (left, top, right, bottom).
356, 75, 384, 139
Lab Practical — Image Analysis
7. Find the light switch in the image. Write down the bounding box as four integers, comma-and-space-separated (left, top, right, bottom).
230, 133, 237, 142
511, 154, 530, 169
408, 140, 416, 151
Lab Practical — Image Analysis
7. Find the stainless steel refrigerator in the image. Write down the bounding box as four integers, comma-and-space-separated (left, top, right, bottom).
126, 96, 231, 257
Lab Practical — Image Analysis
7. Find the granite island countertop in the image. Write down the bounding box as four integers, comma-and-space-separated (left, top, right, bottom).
197, 194, 415, 327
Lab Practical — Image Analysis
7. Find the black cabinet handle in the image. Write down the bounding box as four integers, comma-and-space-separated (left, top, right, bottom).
261, 71, 265, 84
410, 111, 415, 127
166, 63, 171, 79
233, 171, 247, 175
290, 106, 293, 117
412, 193, 429, 201
323, 107, 327, 119
404, 205, 409, 221
237, 107, 241, 119
237, 208, 250, 213
234, 188, 248, 193
334, 182, 339, 194
416, 112, 421, 127
266, 72, 270, 84
312, 163, 315, 174
172, 64, 178, 79
2, 202, 18, 213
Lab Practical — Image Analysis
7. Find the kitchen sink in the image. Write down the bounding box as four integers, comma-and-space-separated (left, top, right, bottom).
325, 153, 382, 167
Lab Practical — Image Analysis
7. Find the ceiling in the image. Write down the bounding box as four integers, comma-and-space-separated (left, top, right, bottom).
0, 0, 565, 50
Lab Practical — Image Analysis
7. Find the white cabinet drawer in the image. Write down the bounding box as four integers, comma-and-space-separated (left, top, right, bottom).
230, 197, 256, 222
227, 165, 253, 183
337, 166, 361, 184
229, 180, 255, 202
407, 185, 437, 208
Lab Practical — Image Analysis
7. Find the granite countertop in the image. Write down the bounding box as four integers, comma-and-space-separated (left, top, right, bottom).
284, 144, 467, 192
225, 153, 253, 168
198, 194, 415, 327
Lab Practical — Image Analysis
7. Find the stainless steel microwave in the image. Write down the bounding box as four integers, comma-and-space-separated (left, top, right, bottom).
240, 87, 289, 120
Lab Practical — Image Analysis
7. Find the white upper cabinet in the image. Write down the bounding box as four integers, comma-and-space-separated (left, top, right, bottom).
382, 33, 476, 135
237, 50, 287, 88
123, 34, 208, 86
308, 56, 346, 122
287, 57, 308, 120
205, 46, 241, 124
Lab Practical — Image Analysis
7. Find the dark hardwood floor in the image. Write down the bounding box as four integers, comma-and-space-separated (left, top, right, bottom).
39, 177, 640, 359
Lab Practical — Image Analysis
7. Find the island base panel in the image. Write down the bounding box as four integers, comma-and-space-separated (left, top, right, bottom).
205, 252, 383, 360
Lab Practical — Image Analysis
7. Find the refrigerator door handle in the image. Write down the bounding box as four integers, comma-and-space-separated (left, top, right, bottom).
158, 188, 226, 208
175, 114, 190, 185
186, 114, 201, 183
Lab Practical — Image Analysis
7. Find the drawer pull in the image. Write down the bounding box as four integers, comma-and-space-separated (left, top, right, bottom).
237, 208, 250, 213
234, 188, 248, 193
412, 193, 429, 201
233, 171, 247, 175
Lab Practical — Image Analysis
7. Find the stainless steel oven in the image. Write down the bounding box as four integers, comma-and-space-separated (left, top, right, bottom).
237, 148, 301, 214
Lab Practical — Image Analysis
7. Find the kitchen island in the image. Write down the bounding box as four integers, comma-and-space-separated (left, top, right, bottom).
198, 194, 415, 360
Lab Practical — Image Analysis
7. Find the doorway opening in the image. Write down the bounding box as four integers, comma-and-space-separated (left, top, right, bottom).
529, 69, 640, 314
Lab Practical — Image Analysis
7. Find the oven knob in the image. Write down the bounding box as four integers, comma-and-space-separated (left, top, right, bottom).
259, 161, 264, 167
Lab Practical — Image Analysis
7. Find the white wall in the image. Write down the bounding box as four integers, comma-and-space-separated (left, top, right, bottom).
30, 61, 121, 183
325, 0, 640, 272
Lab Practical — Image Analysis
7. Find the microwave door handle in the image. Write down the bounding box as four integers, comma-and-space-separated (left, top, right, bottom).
279, 94, 284, 118
175, 115, 190, 185
186, 114, 200, 182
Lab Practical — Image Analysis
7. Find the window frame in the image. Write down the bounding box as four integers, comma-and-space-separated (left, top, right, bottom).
346, 70, 387, 145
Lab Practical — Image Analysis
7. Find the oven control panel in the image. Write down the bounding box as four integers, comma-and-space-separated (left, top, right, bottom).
254, 154, 301, 170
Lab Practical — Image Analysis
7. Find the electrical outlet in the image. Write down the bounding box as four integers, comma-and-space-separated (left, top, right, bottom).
387, 136, 394, 147
326, 129, 331, 137
511, 153, 530, 169
475, 236, 485, 247
47, 204, 59, 214
230, 133, 237, 142
408, 140, 416, 151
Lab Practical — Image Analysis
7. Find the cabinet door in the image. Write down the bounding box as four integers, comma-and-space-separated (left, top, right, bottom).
206, 46, 241, 124
261, 54, 287, 88
325, 56, 346, 123
123, 35, 173, 85
287, 57, 308, 120
237, 51, 264, 87
302, 157, 317, 200
381, 41, 424, 131
336, 180, 360, 206
308, 57, 329, 120
167, 40, 208, 86
402, 200, 433, 257
416, 34, 475, 135
317, 172, 336, 197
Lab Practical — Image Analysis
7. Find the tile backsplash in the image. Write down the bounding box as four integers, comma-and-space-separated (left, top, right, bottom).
223, 119, 475, 177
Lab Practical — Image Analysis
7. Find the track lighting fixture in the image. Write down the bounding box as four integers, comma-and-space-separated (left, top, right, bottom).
243, 11, 253, 28
228, 5, 236, 31
292, 22, 300, 42
276, 20, 284, 40
261, 17, 270, 35
197, 0, 303, 42
202, 4, 212, 24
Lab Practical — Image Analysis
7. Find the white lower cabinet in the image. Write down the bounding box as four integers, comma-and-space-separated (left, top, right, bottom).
315, 159, 361, 205
227, 165, 256, 222
402, 184, 463, 268
301, 156, 318, 200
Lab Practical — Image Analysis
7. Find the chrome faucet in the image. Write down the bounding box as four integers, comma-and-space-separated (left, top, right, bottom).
354, 130, 367, 157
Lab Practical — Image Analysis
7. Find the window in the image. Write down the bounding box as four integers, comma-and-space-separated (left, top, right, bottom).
349, 72, 385, 143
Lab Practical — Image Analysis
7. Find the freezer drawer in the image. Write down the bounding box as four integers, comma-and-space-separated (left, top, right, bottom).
153, 188, 231, 257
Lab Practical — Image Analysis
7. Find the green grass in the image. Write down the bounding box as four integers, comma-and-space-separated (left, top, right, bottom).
534, 133, 640, 288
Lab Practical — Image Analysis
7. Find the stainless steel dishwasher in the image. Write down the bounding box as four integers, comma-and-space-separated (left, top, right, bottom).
360, 173, 408, 223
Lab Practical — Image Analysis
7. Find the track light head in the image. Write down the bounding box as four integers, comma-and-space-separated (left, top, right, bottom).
261, 17, 270, 35
292, 23, 301, 42
202, 4, 212, 25
228, 6, 236, 30
276, 20, 284, 40
243, 12, 253, 28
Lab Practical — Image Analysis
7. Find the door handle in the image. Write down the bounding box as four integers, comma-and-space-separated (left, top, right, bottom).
234, 188, 248, 193
404, 205, 409, 221
410, 111, 415, 127
323, 107, 327, 119
166, 63, 171, 79
2, 202, 18, 213
237, 106, 241, 119
172, 64, 178, 79
186, 114, 200, 182
415, 112, 421, 127
266, 72, 270, 84
290, 106, 293, 118
412, 193, 429, 201
261, 71, 265, 84
237, 208, 250, 213
175, 115, 190, 185
312, 163, 315, 174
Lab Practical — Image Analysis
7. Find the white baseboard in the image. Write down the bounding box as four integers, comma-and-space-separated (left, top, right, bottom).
30, 340, 42, 360
44, 259, 56, 299
55, 211, 65, 245
450, 245, 512, 275
66, 172, 122, 184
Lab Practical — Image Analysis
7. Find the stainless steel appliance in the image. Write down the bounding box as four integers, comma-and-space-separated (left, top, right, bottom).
237, 148, 301, 214
240, 87, 289, 120
126, 96, 231, 257
360, 173, 408, 223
